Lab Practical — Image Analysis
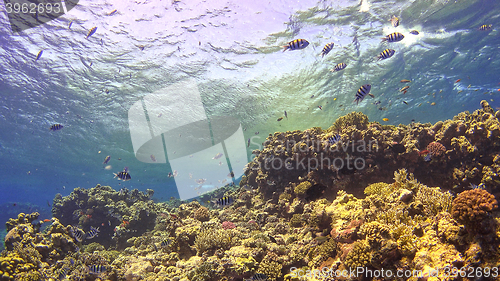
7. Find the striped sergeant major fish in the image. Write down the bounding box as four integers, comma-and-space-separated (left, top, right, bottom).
330, 62, 347, 72
212, 196, 234, 208
49, 124, 63, 131
282, 39, 309, 52
320, 42, 334, 57
35, 50, 43, 61
69, 226, 85, 242
114, 168, 131, 181
160, 238, 172, 247
244, 273, 268, 281
86, 226, 100, 239
354, 84, 372, 105
479, 24, 492, 31
377, 49, 395, 60
89, 264, 107, 274
86, 26, 97, 39
327, 134, 341, 145
382, 32, 404, 42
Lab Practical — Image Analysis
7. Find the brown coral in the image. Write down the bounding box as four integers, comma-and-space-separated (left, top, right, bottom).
451, 189, 498, 225
426, 141, 446, 156
194, 206, 210, 222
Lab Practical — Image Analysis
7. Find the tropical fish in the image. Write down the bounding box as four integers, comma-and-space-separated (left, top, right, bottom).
368, 93, 375, 98
49, 124, 63, 131
403, 101, 408, 105
373, 101, 381, 105
114, 169, 131, 181
86, 226, 100, 239
107, 9, 117, 16
247, 138, 251, 147
58, 267, 69, 279
479, 24, 492, 31
160, 238, 172, 247
68, 20, 73, 29
424, 153, 432, 162
103, 155, 111, 165
409, 30, 419, 35
354, 84, 371, 104
400, 79, 411, 83
35, 50, 43, 61
400, 86, 410, 92
317, 105, 322, 110
377, 49, 395, 60
89, 264, 107, 274
282, 39, 309, 52
244, 273, 268, 281
315, 236, 329, 243
70, 226, 85, 242
320, 42, 334, 57
382, 118, 389, 121
455, 79, 461, 83
195, 178, 206, 185
86, 27, 97, 39
389, 15, 399, 27
330, 62, 347, 72
328, 134, 341, 145
212, 153, 223, 159
228, 171, 235, 178
382, 32, 404, 42
213, 197, 234, 207
277, 117, 283, 122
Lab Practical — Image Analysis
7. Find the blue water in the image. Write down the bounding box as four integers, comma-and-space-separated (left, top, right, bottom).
0, 0, 499, 223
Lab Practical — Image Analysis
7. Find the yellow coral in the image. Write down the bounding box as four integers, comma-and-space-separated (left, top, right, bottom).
294, 181, 312, 196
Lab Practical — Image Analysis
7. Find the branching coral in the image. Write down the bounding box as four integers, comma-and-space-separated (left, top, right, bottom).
343, 240, 371, 269
194, 228, 233, 255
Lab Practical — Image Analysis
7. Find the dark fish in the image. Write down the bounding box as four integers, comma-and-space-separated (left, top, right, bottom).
277, 117, 283, 121
320, 42, 334, 57
247, 138, 250, 147
160, 239, 172, 247
382, 32, 404, 42
317, 105, 322, 110
114, 171, 131, 181
282, 39, 309, 52
403, 101, 408, 105
479, 24, 492, 31
68, 20, 73, 29
377, 49, 395, 60
35, 50, 43, 61
389, 15, 399, 27
354, 84, 371, 104
86, 226, 100, 239
49, 124, 63, 131
213, 197, 234, 207
284, 110, 287, 119
103, 155, 111, 165
89, 264, 107, 274
409, 30, 419, 35
373, 101, 381, 105
368, 93, 375, 98
86, 27, 97, 39
137, 45, 145, 51
330, 62, 347, 72
328, 134, 341, 145
107, 9, 117, 16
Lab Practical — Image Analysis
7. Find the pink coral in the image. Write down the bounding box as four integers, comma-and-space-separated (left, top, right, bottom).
221, 221, 236, 230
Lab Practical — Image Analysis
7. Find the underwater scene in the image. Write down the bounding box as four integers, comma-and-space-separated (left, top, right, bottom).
1, 0, 500, 280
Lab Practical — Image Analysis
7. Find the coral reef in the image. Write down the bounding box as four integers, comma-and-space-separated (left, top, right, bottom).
1, 106, 499, 281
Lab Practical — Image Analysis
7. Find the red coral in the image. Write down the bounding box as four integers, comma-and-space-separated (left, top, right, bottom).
426, 141, 446, 156
221, 221, 236, 230
452, 189, 498, 225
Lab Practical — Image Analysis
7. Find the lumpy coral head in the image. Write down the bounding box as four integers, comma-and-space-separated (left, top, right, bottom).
451, 189, 498, 224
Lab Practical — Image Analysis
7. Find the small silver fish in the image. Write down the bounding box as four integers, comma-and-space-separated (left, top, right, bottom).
212, 153, 223, 159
